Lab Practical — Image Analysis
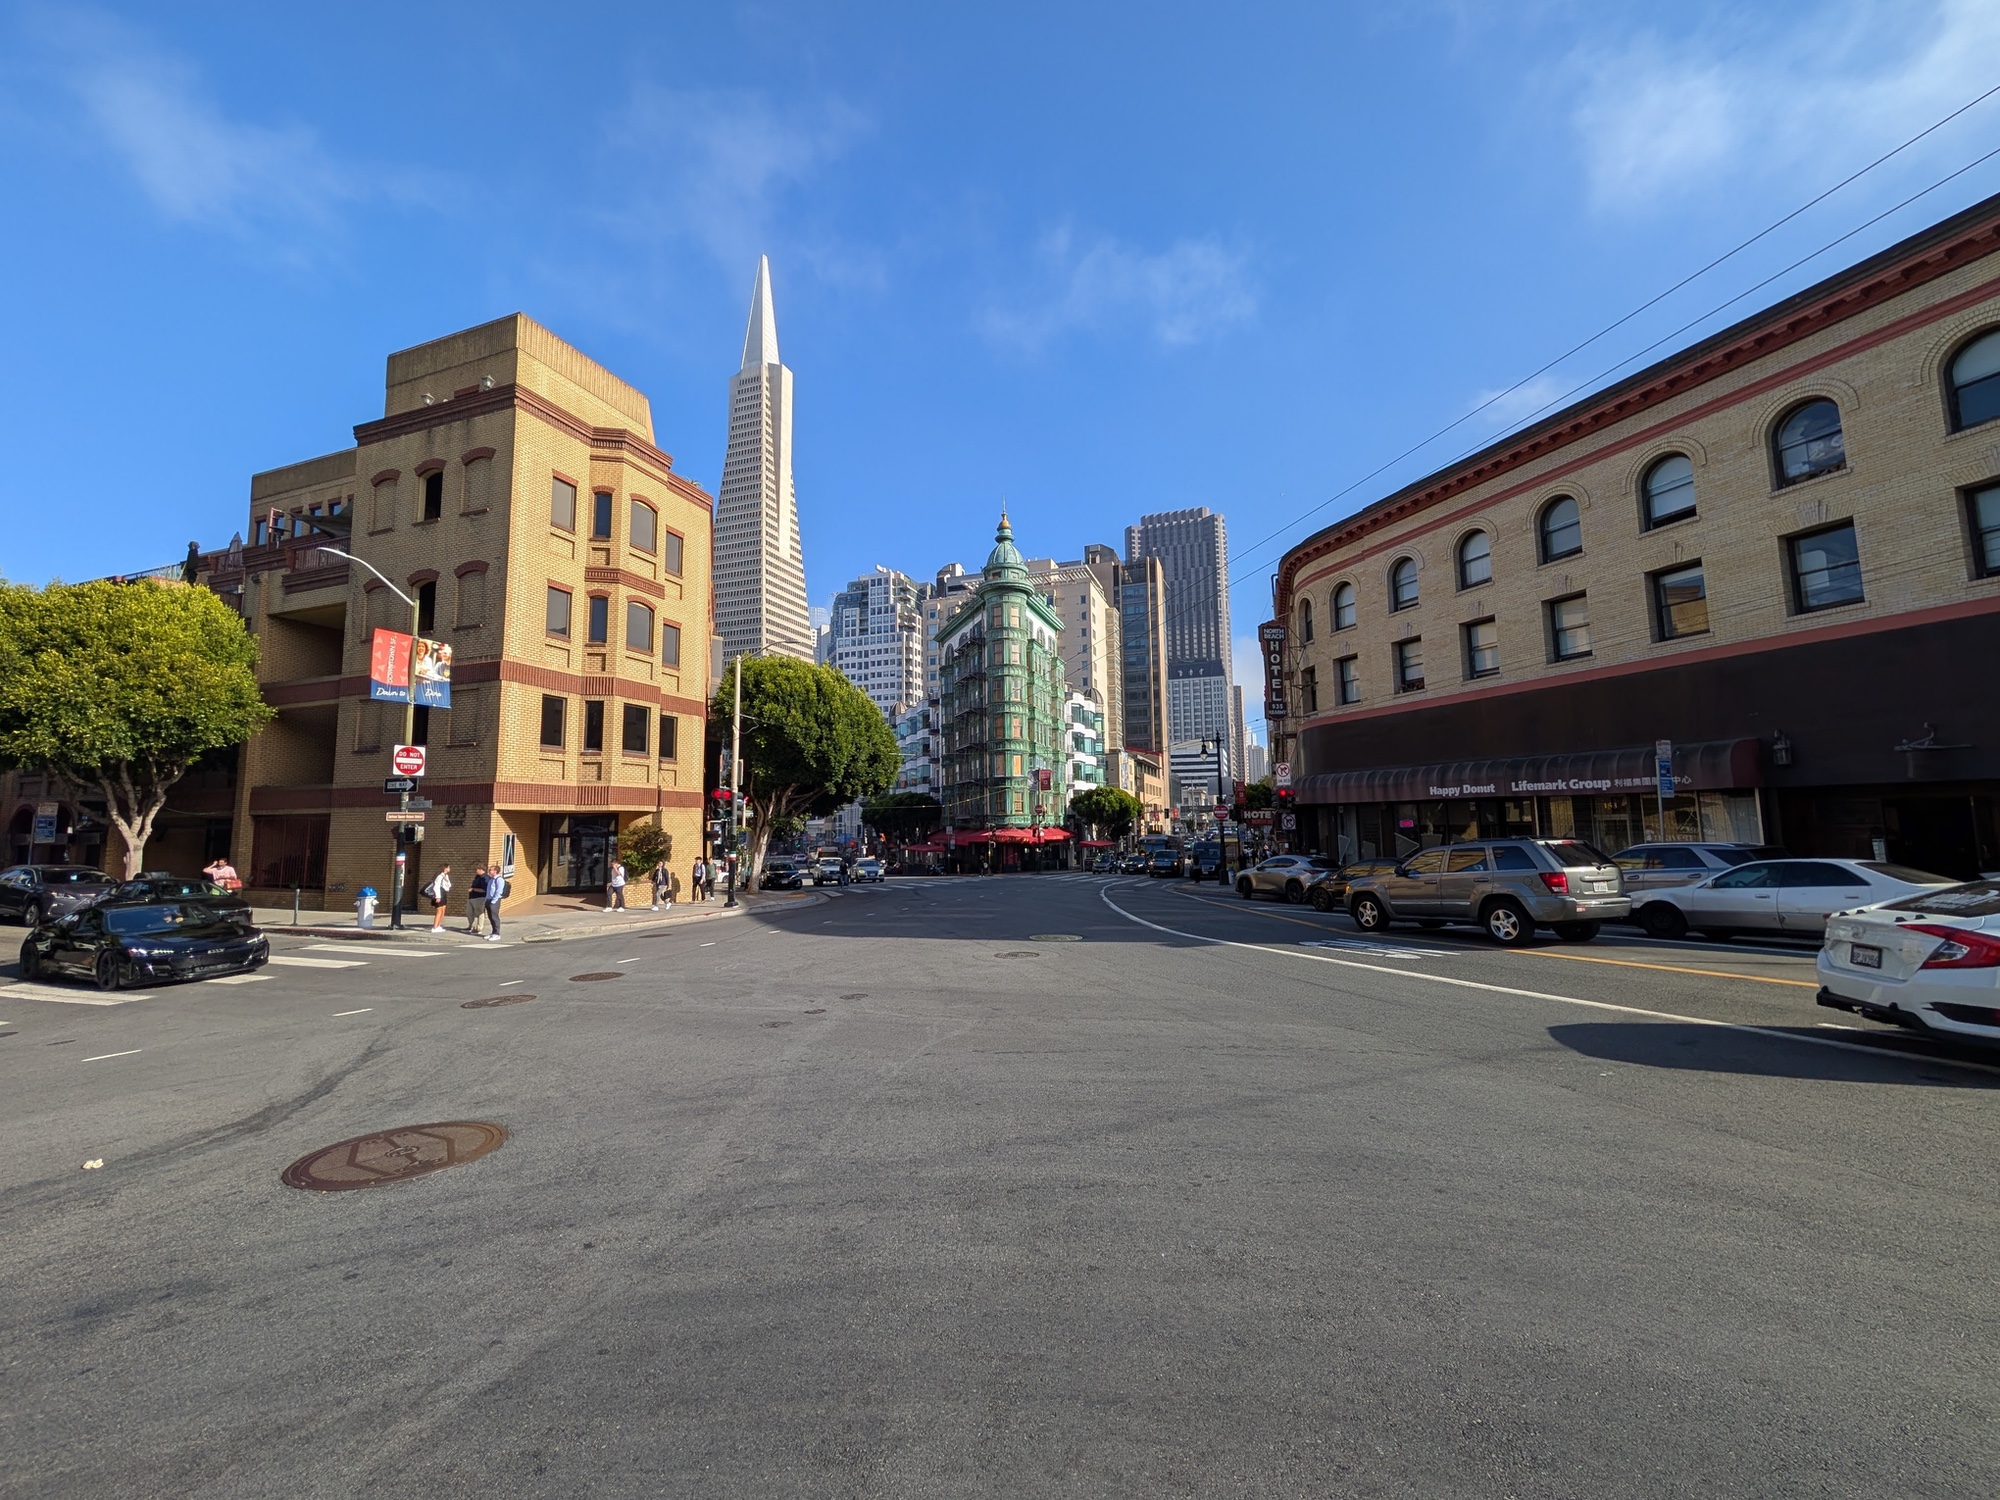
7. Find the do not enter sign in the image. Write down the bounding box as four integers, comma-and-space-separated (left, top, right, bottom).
391, 744, 427, 777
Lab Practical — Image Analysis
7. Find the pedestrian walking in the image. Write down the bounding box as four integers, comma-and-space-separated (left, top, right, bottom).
484, 868, 507, 941
465, 867, 490, 933
606, 859, 627, 912
690, 856, 706, 902
650, 858, 672, 910
422, 864, 452, 932
704, 859, 717, 899
203, 857, 241, 890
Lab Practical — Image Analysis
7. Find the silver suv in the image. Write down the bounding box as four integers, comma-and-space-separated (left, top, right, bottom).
1611, 842, 1789, 897
1345, 838, 1630, 946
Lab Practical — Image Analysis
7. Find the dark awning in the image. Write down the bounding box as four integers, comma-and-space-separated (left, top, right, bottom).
1293, 738, 1763, 806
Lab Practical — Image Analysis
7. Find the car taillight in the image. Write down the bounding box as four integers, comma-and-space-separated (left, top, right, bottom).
1539, 871, 1569, 895
1910, 924, 2000, 970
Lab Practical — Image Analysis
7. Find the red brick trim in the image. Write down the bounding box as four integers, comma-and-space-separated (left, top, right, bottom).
362, 579, 385, 593
454, 559, 490, 576
583, 565, 665, 599
460, 446, 496, 464
413, 458, 445, 476
370, 468, 400, 487
407, 568, 439, 586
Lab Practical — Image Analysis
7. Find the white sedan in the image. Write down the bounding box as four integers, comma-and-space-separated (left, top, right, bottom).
1630, 858, 1959, 941
1818, 880, 2000, 1044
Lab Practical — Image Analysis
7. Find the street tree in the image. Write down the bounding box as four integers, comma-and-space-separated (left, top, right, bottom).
616, 817, 675, 898
861, 792, 942, 845
1070, 786, 1143, 841
0, 579, 273, 876
711, 656, 899, 884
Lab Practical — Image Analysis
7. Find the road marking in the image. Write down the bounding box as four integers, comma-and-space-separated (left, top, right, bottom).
206, 973, 271, 984
332, 1008, 373, 1016
80, 1049, 141, 1062
304, 945, 441, 959
1511, 948, 1820, 989
1300, 939, 1452, 958
616, 957, 644, 964
1100, 886, 2000, 1078
498, 980, 524, 987
0, 984, 145, 1006
268, 955, 368, 969
699, 942, 716, 947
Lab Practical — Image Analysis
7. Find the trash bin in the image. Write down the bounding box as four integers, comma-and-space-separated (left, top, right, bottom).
356, 886, 378, 928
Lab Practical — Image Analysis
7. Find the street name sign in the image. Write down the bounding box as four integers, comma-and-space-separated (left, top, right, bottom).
409, 797, 435, 811
391, 744, 426, 777
385, 810, 427, 822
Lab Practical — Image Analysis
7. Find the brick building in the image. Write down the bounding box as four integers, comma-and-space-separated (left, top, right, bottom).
213, 315, 713, 910
1269, 195, 2000, 878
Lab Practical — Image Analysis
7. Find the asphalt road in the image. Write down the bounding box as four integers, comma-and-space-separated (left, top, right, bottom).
3, 875, 1997, 1498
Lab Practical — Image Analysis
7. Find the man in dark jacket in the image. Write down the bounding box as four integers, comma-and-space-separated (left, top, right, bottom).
465, 867, 490, 934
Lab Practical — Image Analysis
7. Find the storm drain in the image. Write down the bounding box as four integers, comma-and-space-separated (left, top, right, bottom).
569, 972, 623, 982
281, 1121, 507, 1192
462, 994, 536, 1009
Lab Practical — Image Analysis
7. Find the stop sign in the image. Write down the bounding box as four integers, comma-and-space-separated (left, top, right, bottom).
391, 744, 426, 777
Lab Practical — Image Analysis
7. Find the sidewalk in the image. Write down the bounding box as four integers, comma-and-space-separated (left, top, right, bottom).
247, 886, 830, 945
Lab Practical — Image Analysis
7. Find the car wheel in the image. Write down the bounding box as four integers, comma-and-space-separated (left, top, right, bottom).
1553, 920, 1601, 943
19, 941, 40, 981
94, 952, 125, 992
1285, 881, 1305, 904
1482, 899, 1533, 947
1638, 903, 1688, 940
1350, 894, 1389, 932
1310, 887, 1335, 912
1236, 878, 1254, 899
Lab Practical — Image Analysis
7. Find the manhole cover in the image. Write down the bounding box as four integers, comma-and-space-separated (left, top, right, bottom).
1029, 934, 1082, 942
280, 1121, 507, 1192
996, 950, 1042, 958
461, 994, 536, 1009
570, 972, 623, 982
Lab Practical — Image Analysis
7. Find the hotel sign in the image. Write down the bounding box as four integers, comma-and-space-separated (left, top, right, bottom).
1259, 621, 1288, 721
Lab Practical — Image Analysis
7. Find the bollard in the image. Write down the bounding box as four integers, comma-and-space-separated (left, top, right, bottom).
292, 886, 301, 927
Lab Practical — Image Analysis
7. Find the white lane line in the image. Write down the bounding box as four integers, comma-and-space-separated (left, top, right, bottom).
304, 945, 441, 959
1098, 886, 2000, 1078
498, 980, 524, 987
616, 957, 644, 964
332, 1008, 373, 1016
268, 955, 368, 969
0, 984, 144, 1006
206, 973, 272, 985
699, 942, 716, 947
80, 1049, 141, 1062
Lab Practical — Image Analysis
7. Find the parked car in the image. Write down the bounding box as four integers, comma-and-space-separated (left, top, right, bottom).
1237, 854, 1341, 903
1345, 839, 1629, 945
1611, 842, 1791, 899
0, 865, 117, 926
852, 858, 885, 883
1630, 858, 1959, 941
1817, 878, 2000, 1045
20, 899, 269, 991
761, 859, 804, 891
1306, 858, 1403, 912
105, 872, 252, 926
813, 858, 845, 886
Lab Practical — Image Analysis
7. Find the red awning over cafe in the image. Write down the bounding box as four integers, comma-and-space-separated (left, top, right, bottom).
987, 827, 1071, 844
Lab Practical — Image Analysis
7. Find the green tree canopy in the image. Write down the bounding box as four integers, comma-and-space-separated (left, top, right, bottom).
616, 818, 674, 882
711, 656, 900, 884
1239, 777, 1275, 811
1070, 785, 1143, 840
0, 580, 273, 876
862, 792, 942, 843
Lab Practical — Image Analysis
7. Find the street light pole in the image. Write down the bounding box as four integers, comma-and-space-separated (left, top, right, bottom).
321, 547, 418, 929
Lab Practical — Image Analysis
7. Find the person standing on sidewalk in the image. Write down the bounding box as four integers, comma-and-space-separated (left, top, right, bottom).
704, 859, 717, 900
484, 866, 507, 941
690, 856, 707, 902
650, 856, 672, 910
423, 864, 452, 933
606, 859, 627, 912
465, 866, 489, 934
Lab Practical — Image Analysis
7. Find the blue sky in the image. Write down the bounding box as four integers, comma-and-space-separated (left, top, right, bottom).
5, 1, 2000, 745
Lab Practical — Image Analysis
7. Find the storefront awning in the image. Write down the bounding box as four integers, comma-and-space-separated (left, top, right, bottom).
988, 826, 1071, 843
901, 843, 950, 854
1293, 737, 1763, 806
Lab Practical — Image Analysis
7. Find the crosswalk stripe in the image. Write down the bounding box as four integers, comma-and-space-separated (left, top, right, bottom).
0, 983, 149, 1005
303, 944, 441, 959
268, 955, 368, 969
206, 973, 274, 984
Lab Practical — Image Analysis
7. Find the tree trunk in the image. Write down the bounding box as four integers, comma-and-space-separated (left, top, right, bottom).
97, 762, 175, 879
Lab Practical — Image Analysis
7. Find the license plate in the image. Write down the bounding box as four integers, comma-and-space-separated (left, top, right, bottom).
1849, 943, 1882, 969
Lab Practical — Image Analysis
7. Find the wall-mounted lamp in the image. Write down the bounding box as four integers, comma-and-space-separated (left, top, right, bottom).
1770, 731, 1794, 767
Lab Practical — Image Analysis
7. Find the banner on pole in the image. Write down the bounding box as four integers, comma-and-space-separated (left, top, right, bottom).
369, 629, 452, 707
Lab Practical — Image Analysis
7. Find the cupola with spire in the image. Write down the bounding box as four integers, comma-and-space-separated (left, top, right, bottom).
982, 510, 1027, 583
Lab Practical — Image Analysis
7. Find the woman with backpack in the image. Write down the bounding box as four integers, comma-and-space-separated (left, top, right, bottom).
423, 863, 452, 932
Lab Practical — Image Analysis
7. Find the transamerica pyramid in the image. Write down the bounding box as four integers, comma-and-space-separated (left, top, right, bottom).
714, 256, 814, 662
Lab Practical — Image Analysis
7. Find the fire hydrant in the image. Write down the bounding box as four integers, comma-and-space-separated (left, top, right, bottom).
355, 886, 379, 928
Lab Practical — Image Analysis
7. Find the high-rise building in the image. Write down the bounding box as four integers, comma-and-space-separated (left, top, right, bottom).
827, 566, 925, 718
1027, 555, 1121, 745
1244, 740, 1269, 783
1230, 684, 1248, 791
919, 562, 979, 702
1117, 554, 1168, 754
714, 256, 812, 661
1126, 507, 1233, 749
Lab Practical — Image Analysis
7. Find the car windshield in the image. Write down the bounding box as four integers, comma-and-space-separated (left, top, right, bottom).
41, 868, 110, 885
103, 904, 231, 936
1879, 880, 2000, 916
1543, 841, 1614, 869
1858, 862, 1957, 884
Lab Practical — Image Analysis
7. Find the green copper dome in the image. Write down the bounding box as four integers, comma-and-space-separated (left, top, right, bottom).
983, 511, 1027, 582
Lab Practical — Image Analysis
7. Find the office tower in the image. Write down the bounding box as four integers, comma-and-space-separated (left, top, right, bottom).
1230, 684, 1248, 791
714, 256, 813, 661
1118, 554, 1168, 754
1027, 555, 1120, 740
828, 566, 925, 719
1125, 507, 1233, 748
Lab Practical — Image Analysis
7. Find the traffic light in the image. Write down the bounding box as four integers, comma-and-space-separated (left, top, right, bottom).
1274, 787, 1295, 811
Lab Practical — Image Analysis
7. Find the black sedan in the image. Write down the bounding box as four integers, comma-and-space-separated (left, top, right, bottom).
760, 861, 804, 891
0, 864, 117, 926
107, 873, 253, 925
20, 900, 268, 992
1307, 858, 1404, 912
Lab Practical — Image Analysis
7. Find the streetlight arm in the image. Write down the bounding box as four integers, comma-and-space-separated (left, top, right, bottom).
319, 547, 417, 612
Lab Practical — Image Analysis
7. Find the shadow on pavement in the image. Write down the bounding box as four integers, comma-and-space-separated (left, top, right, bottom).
1549, 1021, 1999, 1087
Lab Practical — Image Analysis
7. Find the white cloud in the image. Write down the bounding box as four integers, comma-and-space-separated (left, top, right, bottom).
1570, 0, 2000, 211
1467, 372, 1572, 432
982, 225, 1256, 352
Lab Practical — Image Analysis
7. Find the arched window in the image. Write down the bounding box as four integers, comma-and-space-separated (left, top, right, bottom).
1949, 329, 2000, 431
1773, 399, 1845, 486
626, 600, 655, 654
1389, 557, 1419, 611
1538, 496, 1582, 562
1456, 530, 1492, 589
629, 499, 658, 553
1298, 598, 1314, 643
1332, 581, 1356, 630
1642, 454, 1696, 529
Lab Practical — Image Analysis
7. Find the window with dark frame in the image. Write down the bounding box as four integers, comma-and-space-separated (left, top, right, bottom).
1299, 599, 1314, 643
1642, 455, 1696, 528
1773, 400, 1846, 486
582, 699, 605, 754
658, 713, 678, 761
1457, 531, 1493, 589
1539, 496, 1582, 561
1788, 521, 1865, 612
1389, 557, 1419, 611
546, 585, 572, 638
1652, 561, 1710, 639
1336, 655, 1360, 704
1966, 481, 2000, 577
626, 600, 654, 654
1463, 618, 1499, 678
1950, 329, 2000, 431
1332, 581, 1356, 630
415, 580, 437, 634
630, 500, 658, 553
1547, 594, 1591, 660
539, 695, 566, 748
621, 703, 649, 755
661, 621, 681, 668
551, 477, 577, 531
1300, 665, 1318, 714
421, 470, 444, 521
662, 530, 684, 576
591, 490, 613, 540
587, 595, 609, 645
1394, 637, 1424, 692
